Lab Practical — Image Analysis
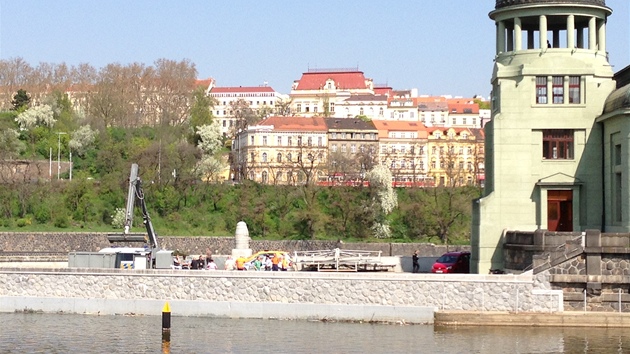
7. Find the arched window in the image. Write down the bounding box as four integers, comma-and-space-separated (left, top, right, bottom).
262, 171, 268, 183
249, 171, 255, 180
262, 152, 268, 162
287, 153, 292, 161
277, 153, 282, 163
276, 171, 282, 182
250, 152, 255, 162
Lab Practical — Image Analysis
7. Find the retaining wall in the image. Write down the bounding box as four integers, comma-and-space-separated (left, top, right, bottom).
0, 267, 558, 323
0, 232, 469, 258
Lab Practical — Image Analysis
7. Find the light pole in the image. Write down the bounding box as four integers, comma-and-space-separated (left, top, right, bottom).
57, 132, 67, 180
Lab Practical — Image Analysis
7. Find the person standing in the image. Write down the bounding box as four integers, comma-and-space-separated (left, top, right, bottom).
412, 250, 420, 273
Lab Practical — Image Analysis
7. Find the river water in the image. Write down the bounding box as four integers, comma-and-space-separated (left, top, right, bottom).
1, 312, 628, 353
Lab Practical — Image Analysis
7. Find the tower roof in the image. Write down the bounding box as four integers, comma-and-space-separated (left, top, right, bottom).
495, 0, 605, 9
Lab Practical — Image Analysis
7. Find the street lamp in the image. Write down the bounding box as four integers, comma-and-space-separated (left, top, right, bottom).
57, 132, 67, 180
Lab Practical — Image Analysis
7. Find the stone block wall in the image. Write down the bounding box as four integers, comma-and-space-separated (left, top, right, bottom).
0, 268, 557, 314
0, 232, 468, 258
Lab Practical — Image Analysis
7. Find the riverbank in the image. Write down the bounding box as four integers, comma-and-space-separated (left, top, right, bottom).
435, 310, 630, 328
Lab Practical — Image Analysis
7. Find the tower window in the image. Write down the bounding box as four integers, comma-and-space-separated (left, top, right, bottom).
536, 77, 548, 104
569, 76, 581, 104
543, 129, 574, 160
552, 76, 564, 104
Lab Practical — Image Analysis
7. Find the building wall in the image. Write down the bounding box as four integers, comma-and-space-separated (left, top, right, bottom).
473, 2, 616, 273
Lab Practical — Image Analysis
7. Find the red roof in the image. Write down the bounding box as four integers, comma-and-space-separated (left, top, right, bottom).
294, 70, 370, 90
195, 78, 214, 88
256, 116, 328, 131
372, 120, 429, 139
448, 102, 479, 114
210, 86, 276, 94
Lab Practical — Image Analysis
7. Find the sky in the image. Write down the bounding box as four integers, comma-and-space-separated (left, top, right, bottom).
0, 0, 628, 98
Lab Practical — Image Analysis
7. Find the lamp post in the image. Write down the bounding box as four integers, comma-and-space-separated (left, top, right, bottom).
57, 132, 67, 180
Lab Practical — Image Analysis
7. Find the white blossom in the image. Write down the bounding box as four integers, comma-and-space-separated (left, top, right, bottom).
110, 207, 126, 229
366, 164, 398, 214
69, 125, 96, 155
196, 122, 222, 155
15, 104, 56, 130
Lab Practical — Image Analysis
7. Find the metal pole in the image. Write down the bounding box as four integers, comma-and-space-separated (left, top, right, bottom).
57, 132, 66, 180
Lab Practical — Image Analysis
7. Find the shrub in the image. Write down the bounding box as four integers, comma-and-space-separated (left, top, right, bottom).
16, 218, 31, 227
54, 215, 69, 228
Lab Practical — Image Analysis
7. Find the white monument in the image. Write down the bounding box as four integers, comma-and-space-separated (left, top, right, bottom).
232, 221, 252, 258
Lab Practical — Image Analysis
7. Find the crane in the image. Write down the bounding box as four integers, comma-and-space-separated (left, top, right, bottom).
124, 163, 159, 252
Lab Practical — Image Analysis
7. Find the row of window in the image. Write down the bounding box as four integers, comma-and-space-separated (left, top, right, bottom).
253, 152, 324, 163
330, 132, 377, 140
331, 144, 376, 154
219, 100, 274, 106
536, 76, 581, 104
211, 93, 276, 98
251, 135, 324, 147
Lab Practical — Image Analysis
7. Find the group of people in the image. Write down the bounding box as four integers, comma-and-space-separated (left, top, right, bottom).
225, 252, 293, 271
172, 251, 294, 271
173, 249, 219, 270
172, 253, 218, 270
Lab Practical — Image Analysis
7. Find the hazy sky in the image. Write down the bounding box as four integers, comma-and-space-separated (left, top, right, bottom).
0, 0, 628, 98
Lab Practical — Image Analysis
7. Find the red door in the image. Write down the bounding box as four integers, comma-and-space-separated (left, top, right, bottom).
547, 190, 573, 231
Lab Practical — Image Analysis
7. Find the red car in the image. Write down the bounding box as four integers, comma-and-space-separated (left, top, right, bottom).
431, 251, 470, 274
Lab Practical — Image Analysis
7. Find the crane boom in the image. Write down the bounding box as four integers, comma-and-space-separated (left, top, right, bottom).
123, 163, 159, 251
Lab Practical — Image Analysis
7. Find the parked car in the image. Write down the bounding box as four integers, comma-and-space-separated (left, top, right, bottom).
431, 251, 470, 274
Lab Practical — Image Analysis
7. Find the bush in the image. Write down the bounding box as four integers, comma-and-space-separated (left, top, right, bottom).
16, 218, 31, 227
53, 215, 69, 228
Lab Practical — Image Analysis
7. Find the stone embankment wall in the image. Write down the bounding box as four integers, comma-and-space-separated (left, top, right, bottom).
0, 268, 558, 323
508, 229, 630, 312
0, 232, 468, 257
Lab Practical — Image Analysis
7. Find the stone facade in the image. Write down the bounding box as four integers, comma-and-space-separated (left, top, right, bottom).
0, 232, 468, 258
0, 268, 559, 320
508, 229, 630, 312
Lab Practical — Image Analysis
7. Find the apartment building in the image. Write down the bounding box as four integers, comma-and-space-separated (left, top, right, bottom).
231, 116, 328, 185
290, 68, 376, 117
324, 118, 379, 184
371, 120, 431, 186
208, 82, 285, 137
426, 127, 484, 187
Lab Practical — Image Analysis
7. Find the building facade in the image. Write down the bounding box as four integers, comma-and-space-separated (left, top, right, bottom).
472, 0, 617, 273
231, 116, 328, 185
208, 83, 286, 137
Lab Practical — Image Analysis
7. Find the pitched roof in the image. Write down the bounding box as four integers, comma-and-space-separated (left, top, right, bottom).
418, 102, 448, 111
256, 116, 328, 131
210, 86, 276, 94
195, 78, 214, 88
324, 118, 377, 131
448, 102, 479, 114
293, 70, 370, 90
372, 120, 429, 139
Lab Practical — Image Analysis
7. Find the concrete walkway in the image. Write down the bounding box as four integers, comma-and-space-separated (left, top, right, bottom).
435, 310, 630, 328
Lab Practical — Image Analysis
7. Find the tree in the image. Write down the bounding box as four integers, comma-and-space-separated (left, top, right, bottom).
196, 122, 223, 156
15, 104, 56, 130
0, 129, 25, 160
69, 125, 96, 156
11, 89, 30, 111
365, 164, 397, 238
189, 87, 215, 143
230, 99, 258, 134
274, 97, 293, 116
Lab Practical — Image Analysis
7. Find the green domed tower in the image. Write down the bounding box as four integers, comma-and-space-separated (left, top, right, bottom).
472, 0, 616, 273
